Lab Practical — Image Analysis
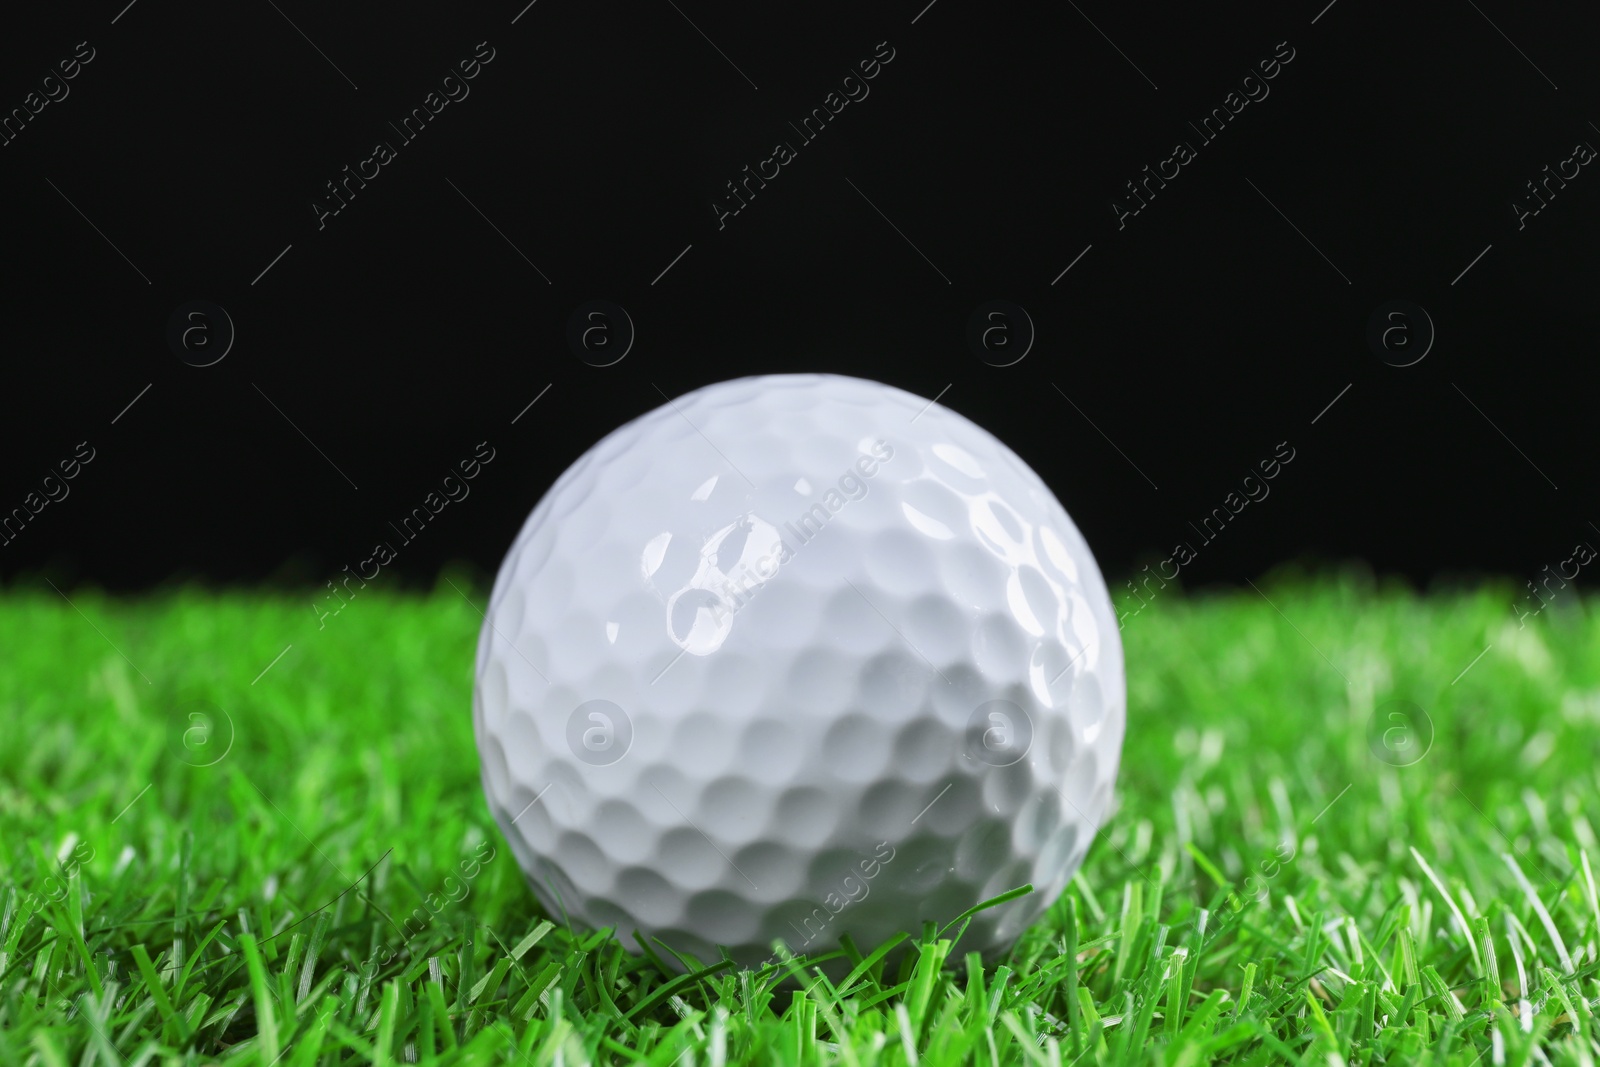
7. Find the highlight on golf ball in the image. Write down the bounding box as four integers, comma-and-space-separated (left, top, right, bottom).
472, 373, 1125, 967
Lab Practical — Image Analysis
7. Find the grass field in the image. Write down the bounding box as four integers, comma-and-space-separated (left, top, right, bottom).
3, 576, 1599, 1065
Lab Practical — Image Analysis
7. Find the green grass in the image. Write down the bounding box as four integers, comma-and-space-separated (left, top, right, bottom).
3, 575, 1599, 1065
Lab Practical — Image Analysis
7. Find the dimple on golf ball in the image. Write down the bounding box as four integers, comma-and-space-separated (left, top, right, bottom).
473, 374, 1125, 968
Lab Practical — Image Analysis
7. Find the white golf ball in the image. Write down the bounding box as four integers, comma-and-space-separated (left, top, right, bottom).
473, 374, 1124, 969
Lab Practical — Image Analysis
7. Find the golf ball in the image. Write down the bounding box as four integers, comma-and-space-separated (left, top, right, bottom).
473, 374, 1124, 969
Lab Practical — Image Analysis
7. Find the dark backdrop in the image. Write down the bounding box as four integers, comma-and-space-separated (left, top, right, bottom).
2, 0, 1595, 596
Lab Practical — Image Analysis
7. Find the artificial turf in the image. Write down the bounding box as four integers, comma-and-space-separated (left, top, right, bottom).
2, 576, 1598, 1065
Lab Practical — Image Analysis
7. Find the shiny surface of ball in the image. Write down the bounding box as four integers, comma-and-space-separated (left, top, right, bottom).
473, 374, 1125, 969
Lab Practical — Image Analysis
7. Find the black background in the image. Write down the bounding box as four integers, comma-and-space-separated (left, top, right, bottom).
2, 0, 1595, 597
